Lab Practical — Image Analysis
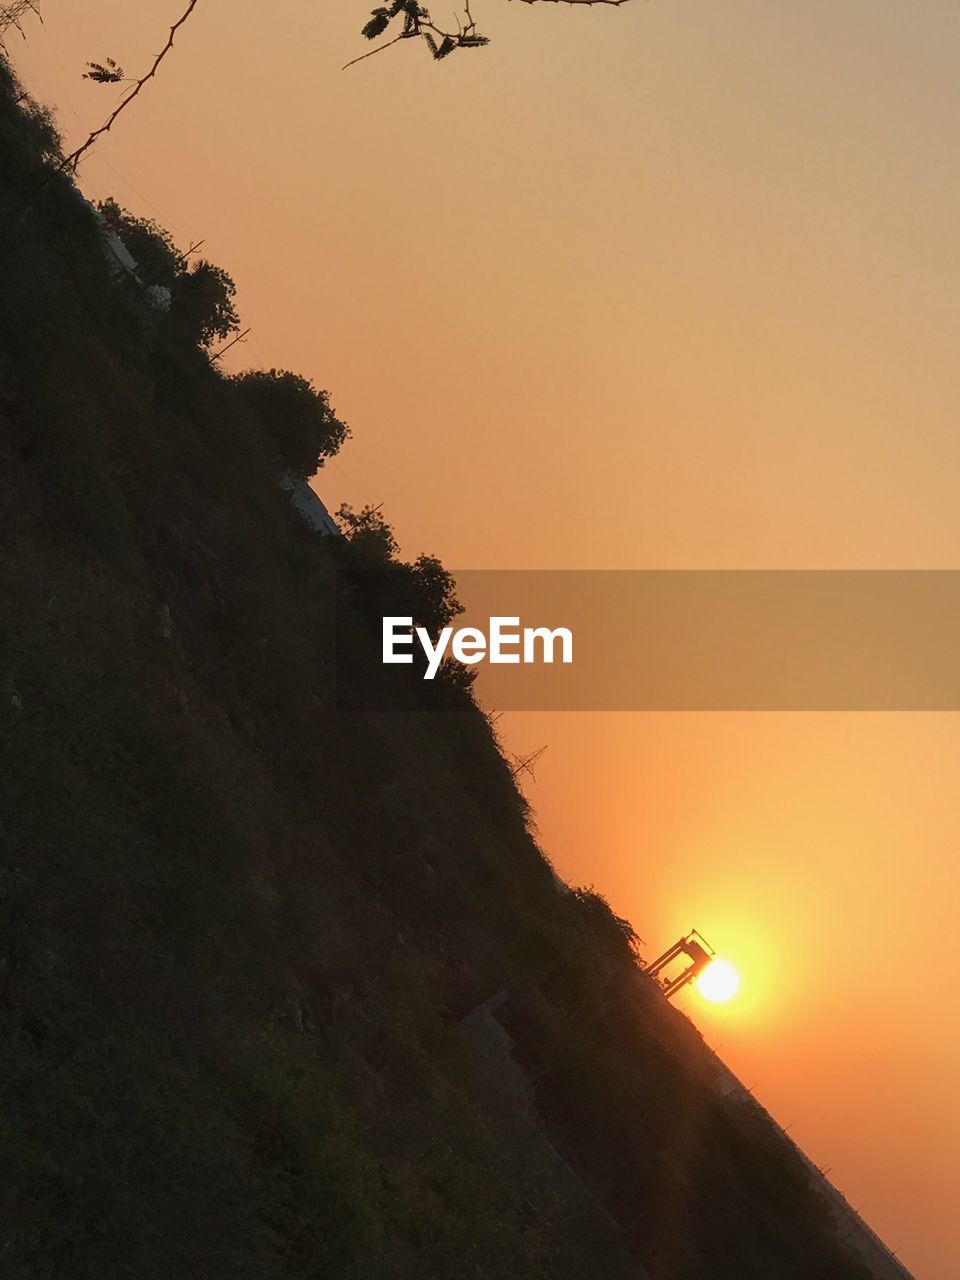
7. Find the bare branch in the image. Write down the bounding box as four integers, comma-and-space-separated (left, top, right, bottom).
64, 0, 202, 172
172, 238, 206, 270
0, 1, 42, 51
511, 745, 547, 782
3, 1, 202, 222
342, 31, 409, 72
208, 326, 252, 364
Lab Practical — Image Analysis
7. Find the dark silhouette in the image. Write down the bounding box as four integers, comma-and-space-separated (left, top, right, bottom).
234, 368, 349, 477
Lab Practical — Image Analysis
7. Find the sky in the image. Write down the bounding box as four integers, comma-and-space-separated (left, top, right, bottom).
11, 3, 960, 1275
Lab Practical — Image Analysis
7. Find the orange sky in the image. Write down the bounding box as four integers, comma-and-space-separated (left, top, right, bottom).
13, 4, 960, 1275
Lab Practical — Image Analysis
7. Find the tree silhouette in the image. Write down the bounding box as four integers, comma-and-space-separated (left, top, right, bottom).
97, 199, 238, 350
99, 200, 183, 287
171, 260, 239, 350
337, 505, 464, 650
405, 552, 463, 639
234, 369, 350, 476
337, 503, 399, 564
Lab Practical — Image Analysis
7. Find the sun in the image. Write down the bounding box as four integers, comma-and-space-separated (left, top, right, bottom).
696, 958, 740, 1003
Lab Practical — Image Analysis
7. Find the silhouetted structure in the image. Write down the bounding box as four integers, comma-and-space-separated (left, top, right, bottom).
643, 929, 714, 999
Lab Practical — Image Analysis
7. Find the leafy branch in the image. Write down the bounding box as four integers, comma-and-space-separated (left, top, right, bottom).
346, 0, 635, 68
345, 1, 489, 69
82, 57, 127, 85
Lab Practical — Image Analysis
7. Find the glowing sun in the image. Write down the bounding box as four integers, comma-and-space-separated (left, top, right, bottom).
696, 959, 740, 1003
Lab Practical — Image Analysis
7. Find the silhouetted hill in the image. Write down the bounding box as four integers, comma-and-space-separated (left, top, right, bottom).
0, 60, 879, 1280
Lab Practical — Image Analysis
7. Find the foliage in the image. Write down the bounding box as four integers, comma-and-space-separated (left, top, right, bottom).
233, 368, 349, 477
407, 552, 463, 639
352, 1, 637, 66
571, 885, 643, 962
352, 0, 489, 66
98, 199, 240, 349
99, 199, 182, 286
337, 501, 399, 563
0, 57, 58, 162
171, 259, 240, 349
336, 505, 463, 671
83, 57, 125, 83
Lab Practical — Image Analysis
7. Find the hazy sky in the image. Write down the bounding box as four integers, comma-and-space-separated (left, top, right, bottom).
13, 3, 960, 1274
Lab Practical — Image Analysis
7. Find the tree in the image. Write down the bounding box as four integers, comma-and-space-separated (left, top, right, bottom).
405, 553, 462, 639
170, 260, 239, 350
97, 199, 239, 350
337, 504, 464, 650
234, 369, 350, 476
0, 59, 58, 162
99, 200, 182, 287
336, 503, 399, 563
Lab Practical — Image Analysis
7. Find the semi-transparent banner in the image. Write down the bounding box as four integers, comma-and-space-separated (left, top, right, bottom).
335, 570, 960, 710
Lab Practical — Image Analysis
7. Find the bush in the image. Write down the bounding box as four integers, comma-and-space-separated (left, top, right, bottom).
233, 368, 349, 476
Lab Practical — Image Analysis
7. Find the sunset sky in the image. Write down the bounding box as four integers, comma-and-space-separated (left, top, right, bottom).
12, 3, 960, 1275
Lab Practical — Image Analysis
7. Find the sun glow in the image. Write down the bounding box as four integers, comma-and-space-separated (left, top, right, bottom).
696, 958, 740, 1003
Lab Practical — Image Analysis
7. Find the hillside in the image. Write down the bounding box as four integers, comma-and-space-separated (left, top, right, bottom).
0, 61, 880, 1280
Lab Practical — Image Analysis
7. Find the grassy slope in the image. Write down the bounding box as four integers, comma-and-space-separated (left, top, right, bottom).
0, 64, 877, 1280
